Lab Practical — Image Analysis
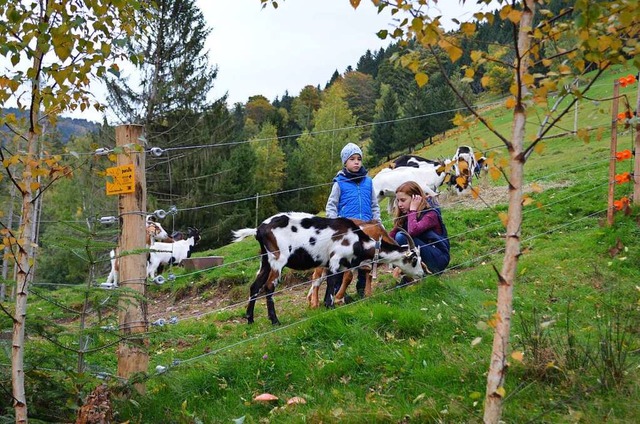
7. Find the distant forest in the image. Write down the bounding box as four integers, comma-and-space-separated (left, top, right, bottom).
0, 107, 100, 144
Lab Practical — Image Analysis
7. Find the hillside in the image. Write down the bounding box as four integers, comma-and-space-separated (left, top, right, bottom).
0, 107, 100, 143
12, 64, 639, 423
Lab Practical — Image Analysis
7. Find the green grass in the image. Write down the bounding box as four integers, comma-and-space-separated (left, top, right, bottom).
3, 64, 640, 423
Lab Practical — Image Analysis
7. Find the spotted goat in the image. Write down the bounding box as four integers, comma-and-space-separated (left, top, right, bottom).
232, 212, 426, 325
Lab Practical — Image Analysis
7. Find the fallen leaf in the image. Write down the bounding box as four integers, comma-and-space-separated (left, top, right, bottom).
254, 393, 278, 402
286, 396, 307, 406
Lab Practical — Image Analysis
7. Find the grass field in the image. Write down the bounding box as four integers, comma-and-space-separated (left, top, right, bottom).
3, 64, 640, 423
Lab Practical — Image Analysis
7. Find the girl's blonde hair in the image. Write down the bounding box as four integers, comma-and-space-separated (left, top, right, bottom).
392, 181, 436, 228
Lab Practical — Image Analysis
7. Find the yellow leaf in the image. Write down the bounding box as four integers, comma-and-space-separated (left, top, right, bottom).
576, 128, 590, 143
507, 9, 522, 24
489, 166, 501, 181
415, 72, 429, 87
505, 97, 516, 109
438, 39, 463, 63
460, 22, 476, 36
522, 73, 534, 85
408, 60, 420, 73
530, 182, 543, 193
470, 187, 480, 199
511, 351, 524, 362
481, 75, 491, 88
522, 195, 533, 206
465, 68, 475, 79
533, 142, 545, 154
30, 182, 40, 191
496, 386, 507, 398
558, 64, 571, 75
499, 6, 512, 21
471, 50, 483, 62
498, 212, 508, 227
452, 113, 466, 127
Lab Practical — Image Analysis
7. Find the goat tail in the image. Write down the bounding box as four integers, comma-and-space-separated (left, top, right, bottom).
232, 228, 257, 243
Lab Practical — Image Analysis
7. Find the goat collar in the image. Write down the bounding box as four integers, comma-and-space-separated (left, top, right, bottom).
371, 239, 381, 280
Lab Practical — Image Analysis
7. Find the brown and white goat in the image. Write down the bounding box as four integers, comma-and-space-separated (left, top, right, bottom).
232, 212, 426, 325
306, 219, 398, 308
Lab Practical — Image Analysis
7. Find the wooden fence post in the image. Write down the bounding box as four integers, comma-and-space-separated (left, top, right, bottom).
607, 81, 619, 226
115, 124, 148, 394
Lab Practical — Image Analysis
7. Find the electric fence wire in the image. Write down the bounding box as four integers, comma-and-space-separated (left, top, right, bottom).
42, 168, 615, 335
138, 206, 610, 384
27, 157, 622, 291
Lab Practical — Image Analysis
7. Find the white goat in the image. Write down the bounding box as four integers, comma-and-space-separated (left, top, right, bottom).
104, 217, 169, 288
372, 164, 445, 213
147, 227, 201, 279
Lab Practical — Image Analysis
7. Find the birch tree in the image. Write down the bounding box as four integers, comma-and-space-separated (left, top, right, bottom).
0, 1, 142, 421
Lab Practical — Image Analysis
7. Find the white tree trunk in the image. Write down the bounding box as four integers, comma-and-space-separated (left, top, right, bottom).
483, 1, 535, 423
12, 130, 37, 424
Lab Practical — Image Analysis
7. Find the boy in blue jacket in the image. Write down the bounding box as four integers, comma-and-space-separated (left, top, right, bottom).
325, 143, 381, 298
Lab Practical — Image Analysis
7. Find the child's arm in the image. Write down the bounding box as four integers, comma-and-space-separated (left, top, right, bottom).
325, 183, 340, 219
406, 210, 440, 236
370, 187, 381, 222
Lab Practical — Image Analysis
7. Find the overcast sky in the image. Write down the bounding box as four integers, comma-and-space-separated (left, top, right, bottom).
65, 0, 489, 122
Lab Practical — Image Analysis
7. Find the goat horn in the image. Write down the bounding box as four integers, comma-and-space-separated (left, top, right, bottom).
397, 228, 416, 250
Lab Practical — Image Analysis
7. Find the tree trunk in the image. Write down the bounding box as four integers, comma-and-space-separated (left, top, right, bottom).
12, 130, 38, 424
1, 181, 16, 300
483, 1, 535, 423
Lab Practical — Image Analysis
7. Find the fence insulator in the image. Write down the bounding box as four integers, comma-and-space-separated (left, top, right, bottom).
615, 150, 633, 161
94, 148, 112, 156
619, 74, 637, 87
614, 172, 631, 184
98, 216, 118, 225
150, 147, 164, 157
153, 275, 165, 285
614, 197, 630, 211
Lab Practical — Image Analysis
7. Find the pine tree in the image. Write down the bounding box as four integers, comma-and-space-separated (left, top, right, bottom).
104, 0, 236, 246
105, 0, 218, 124
370, 84, 399, 162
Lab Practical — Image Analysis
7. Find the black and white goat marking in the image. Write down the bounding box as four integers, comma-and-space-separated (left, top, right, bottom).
232, 212, 426, 325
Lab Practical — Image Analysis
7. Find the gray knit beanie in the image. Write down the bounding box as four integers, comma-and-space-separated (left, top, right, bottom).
340, 143, 363, 165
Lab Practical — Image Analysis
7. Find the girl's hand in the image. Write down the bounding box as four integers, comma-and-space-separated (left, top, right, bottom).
409, 194, 421, 211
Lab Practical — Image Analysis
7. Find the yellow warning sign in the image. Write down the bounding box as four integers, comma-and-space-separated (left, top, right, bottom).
106, 164, 135, 195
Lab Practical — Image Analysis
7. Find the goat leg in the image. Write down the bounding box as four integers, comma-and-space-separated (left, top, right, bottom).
365, 271, 372, 297
334, 270, 353, 304
266, 290, 280, 325
246, 293, 258, 325
324, 273, 340, 309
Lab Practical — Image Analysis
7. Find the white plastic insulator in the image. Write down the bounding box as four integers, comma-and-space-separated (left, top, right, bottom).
95, 148, 111, 156
153, 275, 165, 285
150, 147, 164, 157
99, 216, 117, 225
